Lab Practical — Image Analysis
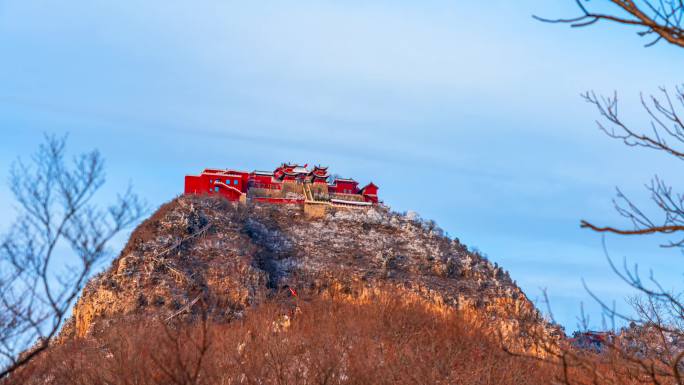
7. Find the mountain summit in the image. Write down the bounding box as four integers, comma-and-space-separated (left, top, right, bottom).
61, 195, 549, 350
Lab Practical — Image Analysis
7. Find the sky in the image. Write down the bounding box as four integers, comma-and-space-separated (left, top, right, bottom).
1, 0, 683, 330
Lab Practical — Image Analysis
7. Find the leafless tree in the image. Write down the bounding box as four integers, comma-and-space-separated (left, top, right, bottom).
536, 0, 684, 48
522, 2, 684, 384
579, 87, 684, 245
560, 87, 684, 382
0, 134, 145, 378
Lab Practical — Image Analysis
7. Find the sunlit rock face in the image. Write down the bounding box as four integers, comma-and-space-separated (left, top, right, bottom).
62, 195, 553, 351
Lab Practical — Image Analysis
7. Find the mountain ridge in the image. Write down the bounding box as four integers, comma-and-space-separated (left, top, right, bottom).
59, 195, 555, 352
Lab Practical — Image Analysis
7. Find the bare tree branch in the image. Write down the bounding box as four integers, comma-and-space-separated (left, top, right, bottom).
576, 88, 684, 248
0, 134, 146, 378
536, 0, 684, 48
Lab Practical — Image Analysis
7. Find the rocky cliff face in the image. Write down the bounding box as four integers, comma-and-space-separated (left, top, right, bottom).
62, 195, 553, 349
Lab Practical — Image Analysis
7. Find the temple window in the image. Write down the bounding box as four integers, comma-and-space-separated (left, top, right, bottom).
215, 186, 219, 192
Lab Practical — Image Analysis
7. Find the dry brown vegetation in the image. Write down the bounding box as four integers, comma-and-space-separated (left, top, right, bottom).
7, 296, 557, 385
508, 325, 684, 385
11, 295, 681, 385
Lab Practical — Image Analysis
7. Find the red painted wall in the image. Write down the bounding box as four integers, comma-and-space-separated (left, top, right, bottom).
185, 172, 246, 201
331, 180, 359, 194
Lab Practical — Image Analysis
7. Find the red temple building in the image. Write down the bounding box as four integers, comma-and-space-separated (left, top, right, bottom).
184, 163, 379, 208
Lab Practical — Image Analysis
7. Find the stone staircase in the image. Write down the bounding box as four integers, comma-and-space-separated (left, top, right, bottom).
303, 182, 314, 202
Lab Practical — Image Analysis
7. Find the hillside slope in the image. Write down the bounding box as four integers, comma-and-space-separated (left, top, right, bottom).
61, 195, 552, 348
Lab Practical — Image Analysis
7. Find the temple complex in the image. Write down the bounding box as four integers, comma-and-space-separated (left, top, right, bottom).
184, 163, 379, 209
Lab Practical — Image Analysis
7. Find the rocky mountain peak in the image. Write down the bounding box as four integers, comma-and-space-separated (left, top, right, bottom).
62, 195, 551, 348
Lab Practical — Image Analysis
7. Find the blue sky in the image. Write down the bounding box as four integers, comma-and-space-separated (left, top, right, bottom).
1, 0, 683, 330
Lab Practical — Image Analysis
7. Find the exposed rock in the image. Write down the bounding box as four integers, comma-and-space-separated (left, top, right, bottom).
63, 195, 556, 351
